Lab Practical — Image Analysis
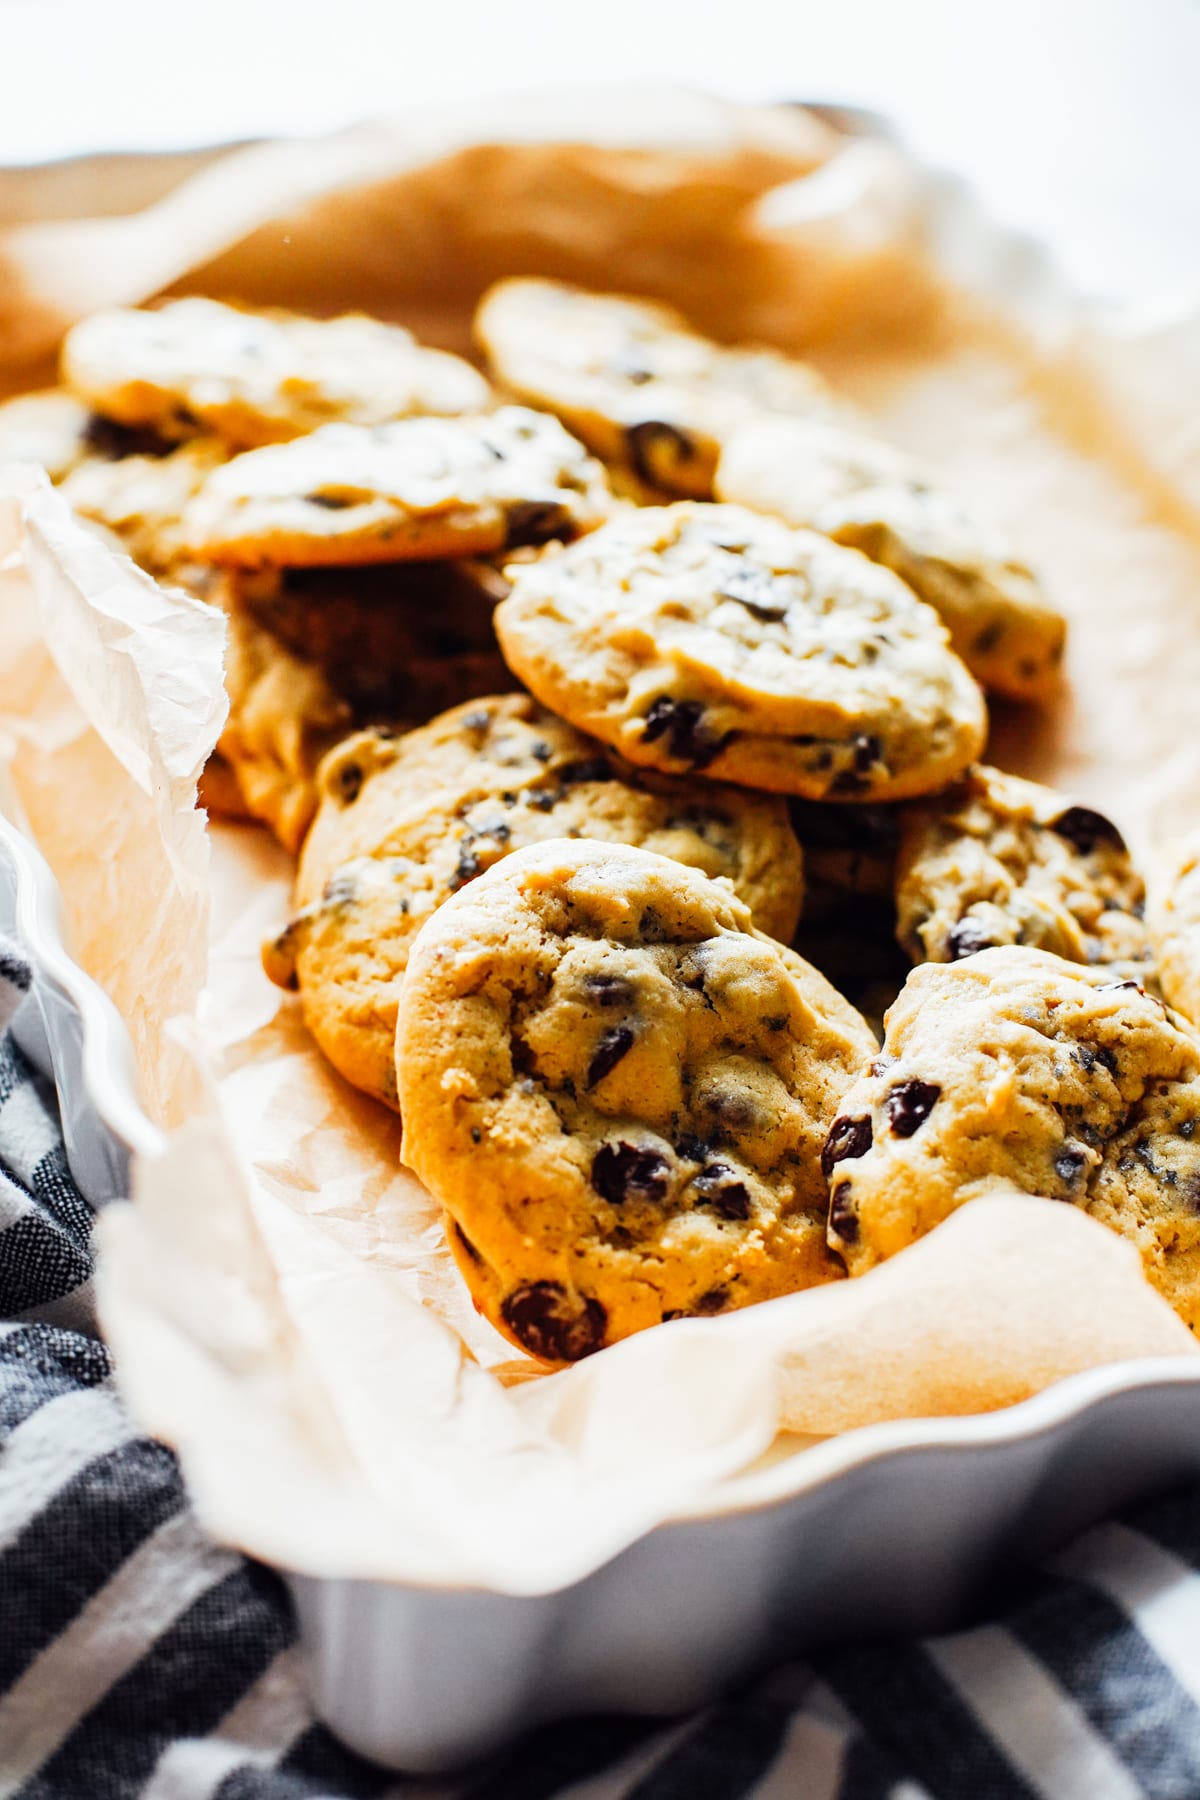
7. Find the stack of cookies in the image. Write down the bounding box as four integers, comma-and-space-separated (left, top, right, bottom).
8, 279, 1200, 1364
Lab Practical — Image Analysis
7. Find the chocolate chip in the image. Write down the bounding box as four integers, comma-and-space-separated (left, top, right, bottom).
973, 621, 1003, 655
505, 501, 571, 547
524, 790, 559, 812
501, 1282, 607, 1362
693, 1286, 729, 1315
586, 1025, 636, 1088
81, 414, 174, 460
703, 1090, 758, 1131
764, 1014, 788, 1031
556, 758, 613, 785
461, 709, 492, 733
1055, 1146, 1088, 1185
830, 735, 883, 794
1096, 1046, 1120, 1077
638, 905, 670, 942
1100, 979, 1143, 995
828, 1184, 859, 1244
885, 1079, 940, 1136
640, 696, 727, 769
591, 1141, 671, 1205
947, 916, 995, 960
1181, 1120, 1197, 1140
304, 491, 354, 510
453, 1222, 483, 1264
821, 1113, 873, 1178
691, 1163, 752, 1220
870, 1053, 898, 1078
321, 870, 358, 907
625, 419, 696, 486
609, 354, 654, 385
335, 762, 363, 804
675, 1133, 710, 1163
583, 973, 635, 1008
1076, 1045, 1097, 1072
450, 840, 481, 889
470, 1127, 482, 1144
1050, 806, 1127, 856
853, 734, 882, 774
716, 568, 789, 622
530, 740, 553, 763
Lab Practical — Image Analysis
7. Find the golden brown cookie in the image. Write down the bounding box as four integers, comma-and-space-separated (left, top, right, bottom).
264, 694, 806, 1106
1149, 834, 1200, 1027
895, 765, 1152, 976
475, 277, 840, 498
395, 838, 875, 1361
216, 563, 515, 852
61, 298, 490, 448
716, 416, 1065, 703
181, 406, 614, 568
59, 439, 227, 575
822, 947, 1200, 1329
494, 501, 987, 801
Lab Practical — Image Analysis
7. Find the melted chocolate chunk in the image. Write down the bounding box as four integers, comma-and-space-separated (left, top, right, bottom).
81, 414, 175, 460
583, 973, 635, 1008
505, 501, 571, 547
693, 1286, 729, 1315
557, 757, 614, 785
821, 1113, 873, 1178
640, 696, 726, 769
304, 491, 354, 510
501, 1282, 607, 1362
691, 1163, 752, 1220
591, 1141, 671, 1205
885, 1079, 941, 1137
675, 1133, 710, 1163
1096, 1046, 1120, 1077
716, 568, 789, 622
828, 1184, 859, 1244
335, 761, 363, 804
321, 870, 358, 907
586, 1025, 636, 1089
624, 419, 695, 486
947, 916, 995, 960
1055, 1146, 1088, 1185
1050, 806, 1127, 857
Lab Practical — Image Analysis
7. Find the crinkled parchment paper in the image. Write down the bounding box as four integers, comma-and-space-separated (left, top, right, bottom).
1, 89, 1198, 1593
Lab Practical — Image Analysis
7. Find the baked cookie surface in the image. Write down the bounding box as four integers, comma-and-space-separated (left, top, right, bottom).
264, 694, 806, 1106
895, 764, 1151, 975
494, 501, 987, 800
1150, 834, 1200, 1027
822, 946, 1200, 1327
216, 562, 513, 851
475, 278, 839, 499
395, 838, 875, 1361
59, 439, 227, 575
0, 389, 112, 481
717, 416, 1065, 704
182, 406, 614, 567
61, 298, 490, 449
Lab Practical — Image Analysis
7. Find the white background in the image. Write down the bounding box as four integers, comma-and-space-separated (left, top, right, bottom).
2, 0, 1197, 308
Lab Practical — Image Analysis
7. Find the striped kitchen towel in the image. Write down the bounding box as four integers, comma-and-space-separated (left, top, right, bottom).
3, 935, 1200, 1800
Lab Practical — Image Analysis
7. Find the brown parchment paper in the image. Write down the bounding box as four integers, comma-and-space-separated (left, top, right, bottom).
1, 89, 1199, 1593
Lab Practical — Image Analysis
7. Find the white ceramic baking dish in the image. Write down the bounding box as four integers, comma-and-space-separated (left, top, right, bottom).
5, 765, 1200, 1774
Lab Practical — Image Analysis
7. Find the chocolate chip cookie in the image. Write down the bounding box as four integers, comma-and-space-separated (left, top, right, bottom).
895, 765, 1152, 976
395, 838, 876, 1360
59, 439, 227, 575
182, 406, 614, 568
0, 389, 101, 481
61, 298, 490, 449
494, 501, 987, 800
264, 694, 806, 1106
1150, 834, 1200, 1027
475, 278, 840, 499
716, 416, 1066, 703
822, 946, 1200, 1328
216, 562, 514, 851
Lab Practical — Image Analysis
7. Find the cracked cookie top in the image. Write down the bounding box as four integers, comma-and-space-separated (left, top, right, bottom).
395, 837, 875, 1362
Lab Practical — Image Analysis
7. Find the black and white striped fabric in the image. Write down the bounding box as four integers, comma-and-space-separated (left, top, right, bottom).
4, 937, 1200, 1799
